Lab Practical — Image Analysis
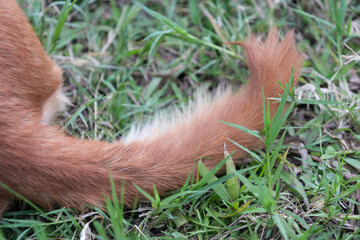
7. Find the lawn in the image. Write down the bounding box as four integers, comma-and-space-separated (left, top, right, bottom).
0, 0, 359, 239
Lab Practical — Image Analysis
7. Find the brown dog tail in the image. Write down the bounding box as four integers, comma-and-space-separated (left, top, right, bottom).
0, 25, 302, 210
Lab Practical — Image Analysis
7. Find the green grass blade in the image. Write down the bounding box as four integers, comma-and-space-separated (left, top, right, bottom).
219, 120, 264, 142
49, 0, 76, 53
198, 160, 231, 203
224, 144, 240, 207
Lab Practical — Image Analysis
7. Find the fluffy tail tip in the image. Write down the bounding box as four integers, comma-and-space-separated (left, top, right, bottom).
228, 29, 303, 93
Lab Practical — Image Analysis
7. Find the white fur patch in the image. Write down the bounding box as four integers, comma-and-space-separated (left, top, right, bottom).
123, 85, 231, 143
41, 88, 70, 124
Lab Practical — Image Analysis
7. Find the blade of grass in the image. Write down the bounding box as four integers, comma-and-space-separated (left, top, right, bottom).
49, 0, 76, 53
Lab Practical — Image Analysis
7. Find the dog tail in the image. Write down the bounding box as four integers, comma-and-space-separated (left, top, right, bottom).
0, 4, 302, 211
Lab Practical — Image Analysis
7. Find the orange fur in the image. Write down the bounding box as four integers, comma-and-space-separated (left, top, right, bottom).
0, 0, 303, 212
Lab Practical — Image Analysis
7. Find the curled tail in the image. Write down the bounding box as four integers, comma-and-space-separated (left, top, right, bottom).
0, 2, 303, 213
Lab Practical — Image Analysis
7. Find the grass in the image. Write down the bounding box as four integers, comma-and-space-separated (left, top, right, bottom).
1, 0, 359, 239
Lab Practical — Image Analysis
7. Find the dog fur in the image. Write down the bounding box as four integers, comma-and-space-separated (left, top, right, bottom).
0, 0, 303, 212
